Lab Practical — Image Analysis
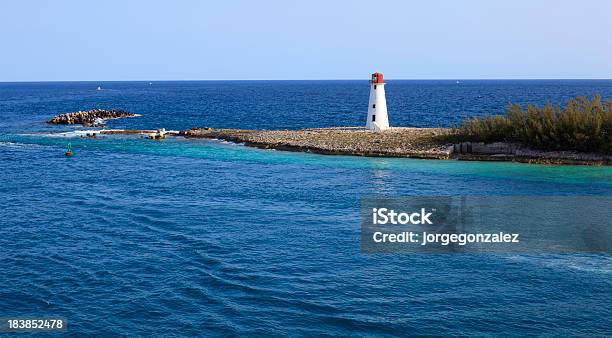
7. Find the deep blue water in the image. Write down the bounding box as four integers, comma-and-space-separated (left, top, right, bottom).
0, 81, 611, 336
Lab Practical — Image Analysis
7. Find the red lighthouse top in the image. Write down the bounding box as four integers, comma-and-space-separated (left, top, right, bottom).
371, 72, 384, 84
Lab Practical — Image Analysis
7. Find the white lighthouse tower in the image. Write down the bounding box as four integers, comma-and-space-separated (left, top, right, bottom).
366, 72, 390, 131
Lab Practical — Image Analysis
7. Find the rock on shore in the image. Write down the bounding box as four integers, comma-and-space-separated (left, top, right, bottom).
47, 109, 138, 127
454, 142, 612, 165
179, 127, 611, 165
180, 127, 454, 159
59, 125, 609, 165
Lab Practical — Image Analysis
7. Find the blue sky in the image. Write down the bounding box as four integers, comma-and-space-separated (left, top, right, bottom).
1, 0, 611, 81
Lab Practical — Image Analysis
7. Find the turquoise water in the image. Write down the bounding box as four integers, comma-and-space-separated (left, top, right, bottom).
0, 81, 611, 335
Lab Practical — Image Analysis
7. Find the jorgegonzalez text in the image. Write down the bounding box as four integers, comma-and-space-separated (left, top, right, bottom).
371, 208, 520, 247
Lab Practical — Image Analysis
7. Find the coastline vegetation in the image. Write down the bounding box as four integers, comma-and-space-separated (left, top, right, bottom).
454, 96, 612, 153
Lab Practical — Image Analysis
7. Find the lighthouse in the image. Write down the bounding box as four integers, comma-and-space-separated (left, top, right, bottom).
366, 72, 390, 131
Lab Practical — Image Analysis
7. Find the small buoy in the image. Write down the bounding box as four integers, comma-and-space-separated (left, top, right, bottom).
65, 143, 74, 157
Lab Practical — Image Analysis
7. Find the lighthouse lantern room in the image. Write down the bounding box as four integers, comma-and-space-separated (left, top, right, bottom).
366, 72, 390, 131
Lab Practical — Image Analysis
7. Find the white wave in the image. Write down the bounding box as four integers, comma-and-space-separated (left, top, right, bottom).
22, 129, 124, 138
0, 141, 47, 149
0, 141, 17, 147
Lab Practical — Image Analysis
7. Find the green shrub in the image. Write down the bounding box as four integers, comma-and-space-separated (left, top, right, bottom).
457, 96, 612, 153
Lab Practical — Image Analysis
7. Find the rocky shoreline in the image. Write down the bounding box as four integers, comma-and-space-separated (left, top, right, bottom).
180, 127, 452, 159
179, 127, 612, 165
44, 120, 611, 165
47, 109, 138, 127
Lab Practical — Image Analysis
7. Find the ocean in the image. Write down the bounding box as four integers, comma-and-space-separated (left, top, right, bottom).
0, 80, 611, 336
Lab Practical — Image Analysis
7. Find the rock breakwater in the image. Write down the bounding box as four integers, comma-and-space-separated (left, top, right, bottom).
47, 109, 138, 126
180, 127, 611, 165
43, 121, 611, 165
180, 127, 454, 159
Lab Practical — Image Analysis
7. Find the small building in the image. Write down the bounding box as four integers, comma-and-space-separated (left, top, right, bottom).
366, 72, 390, 131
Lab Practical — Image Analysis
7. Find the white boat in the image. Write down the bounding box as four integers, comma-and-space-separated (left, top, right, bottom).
97, 86, 102, 91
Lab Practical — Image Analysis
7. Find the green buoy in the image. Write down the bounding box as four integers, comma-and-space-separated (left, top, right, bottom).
65, 143, 74, 157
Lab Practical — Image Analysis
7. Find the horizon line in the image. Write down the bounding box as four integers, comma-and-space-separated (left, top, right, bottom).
2, 78, 612, 83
